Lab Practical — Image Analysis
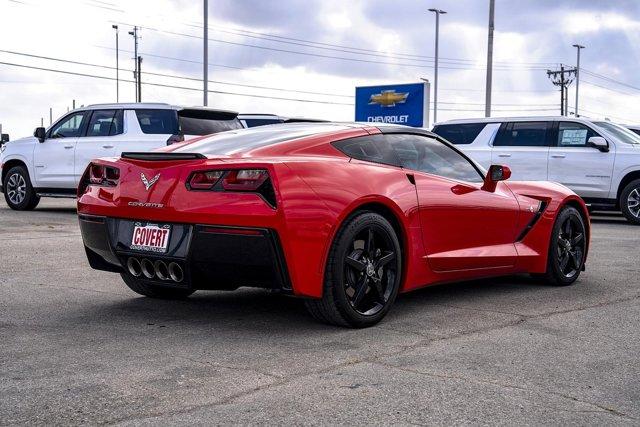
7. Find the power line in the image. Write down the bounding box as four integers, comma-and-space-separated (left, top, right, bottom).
581, 69, 640, 93
0, 60, 355, 106
0, 49, 353, 98
110, 21, 549, 71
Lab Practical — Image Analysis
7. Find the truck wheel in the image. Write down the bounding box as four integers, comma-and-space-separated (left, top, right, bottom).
620, 179, 640, 225
3, 165, 40, 210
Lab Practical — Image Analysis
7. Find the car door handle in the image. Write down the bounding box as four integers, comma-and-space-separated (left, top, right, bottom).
497, 154, 511, 158
64, 145, 74, 149
102, 145, 114, 149
551, 154, 566, 158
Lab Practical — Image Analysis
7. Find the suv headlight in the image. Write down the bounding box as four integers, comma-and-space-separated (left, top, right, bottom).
0, 143, 6, 154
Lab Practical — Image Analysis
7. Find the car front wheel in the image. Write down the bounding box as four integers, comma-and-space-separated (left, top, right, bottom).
3, 165, 40, 211
539, 206, 587, 286
620, 179, 640, 225
305, 211, 402, 328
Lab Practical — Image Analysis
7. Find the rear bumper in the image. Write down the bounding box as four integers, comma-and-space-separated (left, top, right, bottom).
79, 214, 292, 293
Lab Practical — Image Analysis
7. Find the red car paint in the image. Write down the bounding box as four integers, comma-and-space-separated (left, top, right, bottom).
77, 124, 589, 298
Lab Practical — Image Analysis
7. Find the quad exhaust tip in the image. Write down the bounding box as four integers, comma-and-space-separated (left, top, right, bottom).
168, 262, 184, 283
127, 257, 183, 283
127, 257, 142, 277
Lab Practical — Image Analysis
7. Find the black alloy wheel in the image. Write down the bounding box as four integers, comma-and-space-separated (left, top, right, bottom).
305, 211, 402, 327
538, 206, 587, 286
555, 215, 586, 279
343, 227, 398, 316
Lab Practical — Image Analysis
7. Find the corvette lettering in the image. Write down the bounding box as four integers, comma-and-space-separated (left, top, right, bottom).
128, 202, 164, 208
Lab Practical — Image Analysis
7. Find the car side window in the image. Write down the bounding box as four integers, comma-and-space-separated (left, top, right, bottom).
493, 121, 549, 147
432, 123, 487, 145
48, 112, 88, 139
386, 134, 484, 183
86, 110, 124, 137
332, 135, 400, 167
557, 122, 598, 147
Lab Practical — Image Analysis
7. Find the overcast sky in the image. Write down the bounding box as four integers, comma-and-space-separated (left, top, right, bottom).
1, 0, 639, 137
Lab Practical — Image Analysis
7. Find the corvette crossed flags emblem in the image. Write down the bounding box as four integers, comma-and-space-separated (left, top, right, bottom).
140, 173, 160, 191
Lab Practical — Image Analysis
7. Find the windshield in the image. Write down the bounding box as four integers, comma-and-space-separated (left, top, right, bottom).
594, 121, 640, 145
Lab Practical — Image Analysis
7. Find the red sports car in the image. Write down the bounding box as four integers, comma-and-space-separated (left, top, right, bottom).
78, 123, 589, 327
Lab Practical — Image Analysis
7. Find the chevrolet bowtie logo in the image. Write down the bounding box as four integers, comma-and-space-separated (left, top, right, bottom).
141, 173, 160, 191
369, 90, 409, 107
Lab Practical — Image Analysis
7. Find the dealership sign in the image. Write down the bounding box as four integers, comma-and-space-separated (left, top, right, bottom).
355, 82, 431, 128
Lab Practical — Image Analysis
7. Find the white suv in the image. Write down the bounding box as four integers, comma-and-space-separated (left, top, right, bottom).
0, 103, 243, 210
432, 117, 640, 224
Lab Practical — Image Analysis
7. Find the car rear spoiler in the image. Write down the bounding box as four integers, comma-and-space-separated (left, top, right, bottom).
120, 152, 206, 161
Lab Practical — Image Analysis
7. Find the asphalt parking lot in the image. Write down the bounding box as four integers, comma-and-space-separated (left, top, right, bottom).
0, 199, 638, 425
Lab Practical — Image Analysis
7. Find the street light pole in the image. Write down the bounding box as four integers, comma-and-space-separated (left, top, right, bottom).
484, 0, 495, 117
203, 0, 208, 106
112, 24, 119, 103
428, 8, 446, 125
572, 44, 585, 117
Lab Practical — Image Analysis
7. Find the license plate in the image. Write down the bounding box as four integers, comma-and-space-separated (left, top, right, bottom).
130, 223, 171, 253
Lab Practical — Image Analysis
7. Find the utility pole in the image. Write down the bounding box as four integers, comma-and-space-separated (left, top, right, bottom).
112, 24, 119, 102
128, 26, 140, 102
546, 65, 575, 116
203, 0, 208, 106
72, 99, 76, 109
572, 44, 585, 117
49, 108, 52, 125
484, 0, 495, 117
428, 8, 446, 124
137, 56, 142, 102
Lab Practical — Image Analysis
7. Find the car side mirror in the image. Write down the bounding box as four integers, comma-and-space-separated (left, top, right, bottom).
33, 127, 46, 143
482, 164, 511, 192
0, 133, 8, 144
587, 136, 609, 152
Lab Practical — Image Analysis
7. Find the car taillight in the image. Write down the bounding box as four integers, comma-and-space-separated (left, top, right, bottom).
87, 163, 120, 187
185, 169, 276, 207
221, 169, 268, 191
188, 170, 224, 190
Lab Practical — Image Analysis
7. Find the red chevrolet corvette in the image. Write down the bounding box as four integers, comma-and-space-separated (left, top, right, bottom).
78, 123, 589, 327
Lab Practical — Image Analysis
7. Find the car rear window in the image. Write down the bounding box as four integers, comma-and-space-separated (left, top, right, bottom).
135, 109, 179, 134
173, 124, 351, 156
432, 123, 487, 145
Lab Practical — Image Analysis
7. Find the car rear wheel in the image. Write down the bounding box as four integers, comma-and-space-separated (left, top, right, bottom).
620, 179, 640, 225
538, 206, 587, 286
305, 212, 402, 328
3, 165, 40, 211
120, 273, 195, 299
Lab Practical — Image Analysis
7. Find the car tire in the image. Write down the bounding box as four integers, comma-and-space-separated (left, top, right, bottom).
305, 212, 402, 328
619, 179, 640, 225
538, 206, 587, 286
120, 273, 195, 299
3, 165, 40, 211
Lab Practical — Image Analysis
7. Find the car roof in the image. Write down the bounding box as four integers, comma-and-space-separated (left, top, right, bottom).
434, 116, 600, 126
75, 103, 238, 116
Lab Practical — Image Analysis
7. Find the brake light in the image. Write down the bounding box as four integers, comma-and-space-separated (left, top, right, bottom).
86, 163, 120, 187
185, 169, 276, 207
222, 169, 268, 191
188, 170, 224, 190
